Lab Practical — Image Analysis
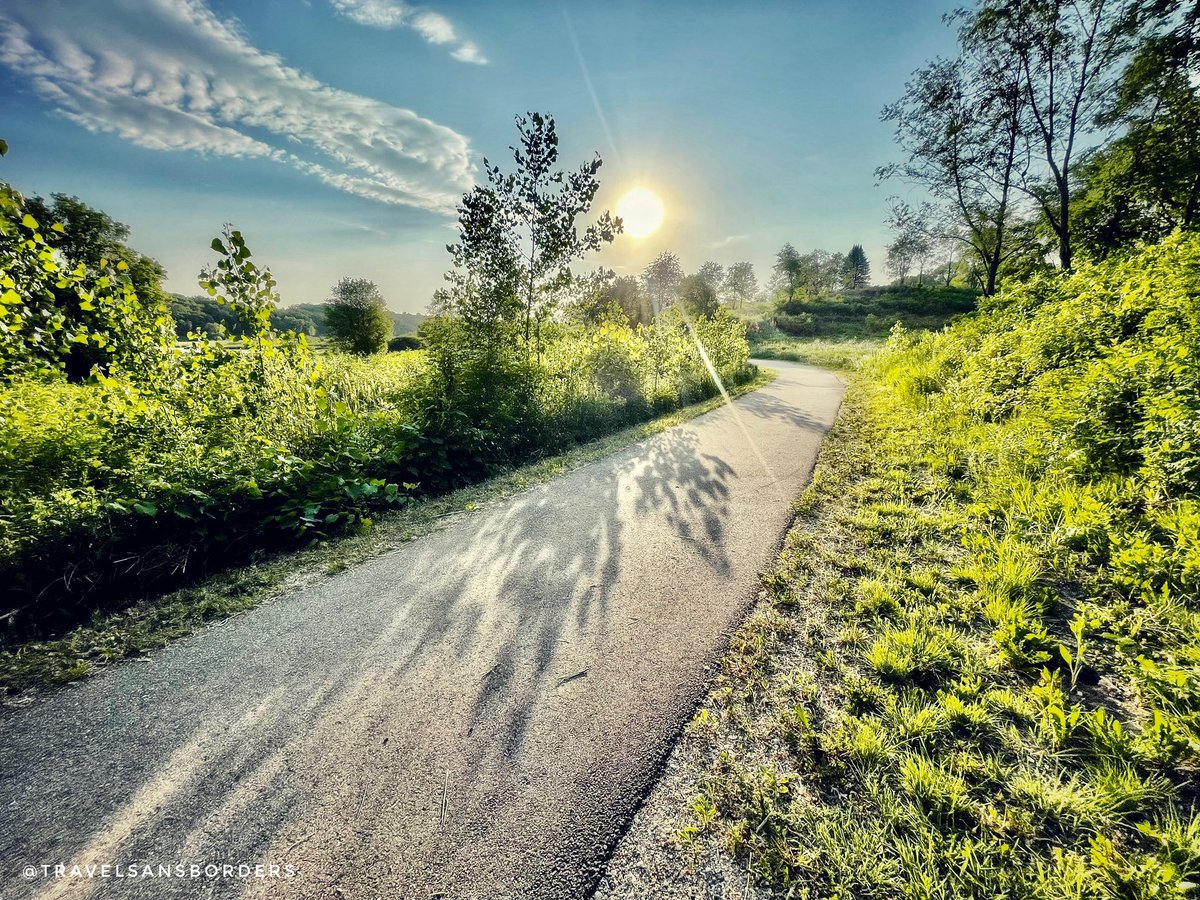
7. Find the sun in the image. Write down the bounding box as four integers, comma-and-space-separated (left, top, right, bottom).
616, 188, 664, 239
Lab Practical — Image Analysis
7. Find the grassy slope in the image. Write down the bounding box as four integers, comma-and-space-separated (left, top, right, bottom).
741, 284, 977, 372
633, 237, 1200, 898
0, 368, 775, 700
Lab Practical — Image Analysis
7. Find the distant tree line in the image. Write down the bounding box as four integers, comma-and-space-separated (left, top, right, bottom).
768, 243, 872, 306
879, 0, 1200, 294
564, 252, 762, 328
171, 293, 424, 344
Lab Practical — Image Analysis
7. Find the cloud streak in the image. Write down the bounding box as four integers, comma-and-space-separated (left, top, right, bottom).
0, 0, 475, 213
330, 1, 488, 64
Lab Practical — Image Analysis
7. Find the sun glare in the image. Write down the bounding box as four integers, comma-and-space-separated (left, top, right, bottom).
616, 188, 664, 239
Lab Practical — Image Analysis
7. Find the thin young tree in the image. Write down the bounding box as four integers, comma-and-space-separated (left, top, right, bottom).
722, 262, 758, 308
641, 251, 684, 315
447, 112, 620, 357
678, 274, 720, 318
772, 243, 803, 303
696, 261, 725, 292
964, 0, 1138, 271
887, 201, 935, 285
879, 48, 1029, 295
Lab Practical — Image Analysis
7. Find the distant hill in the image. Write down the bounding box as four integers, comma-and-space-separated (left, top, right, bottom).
169, 295, 427, 339
771, 284, 978, 339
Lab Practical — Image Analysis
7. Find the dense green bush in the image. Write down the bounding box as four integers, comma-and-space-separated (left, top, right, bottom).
388, 335, 422, 352
324, 277, 393, 355
876, 234, 1200, 751
1, 196, 172, 381
0, 299, 750, 638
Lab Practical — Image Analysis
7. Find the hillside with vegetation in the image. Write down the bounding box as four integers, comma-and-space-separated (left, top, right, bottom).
639, 234, 1200, 897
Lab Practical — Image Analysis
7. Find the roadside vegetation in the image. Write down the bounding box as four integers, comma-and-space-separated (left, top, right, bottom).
669, 233, 1200, 897
0, 114, 754, 686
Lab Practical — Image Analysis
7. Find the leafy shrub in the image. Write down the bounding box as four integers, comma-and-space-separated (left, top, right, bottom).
1, 190, 171, 381
0, 254, 753, 639
775, 312, 816, 336
388, 335, 422, 352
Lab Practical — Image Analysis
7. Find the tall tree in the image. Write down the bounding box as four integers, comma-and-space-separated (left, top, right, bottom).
605, 274, 651, 325
799, 249, 847, 294
678, 274, 720, 319
845, 245, 871, 287
446, 112, 620, 355
642, 251, 684, 314
772, 243, 803, 302
23, 192, 169, 308
696, 261, 725, 292
1073, 1, 1200, 256
324, 277, 393, 355
964, 0, 1137, 271
879, 46, 1029, 295
722, 262, 758, 307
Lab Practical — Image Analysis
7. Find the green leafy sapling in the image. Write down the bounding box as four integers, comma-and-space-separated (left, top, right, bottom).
199, 226, 281, 379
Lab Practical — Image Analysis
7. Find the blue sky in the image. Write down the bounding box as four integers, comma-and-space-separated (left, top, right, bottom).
0, 0, 958, 313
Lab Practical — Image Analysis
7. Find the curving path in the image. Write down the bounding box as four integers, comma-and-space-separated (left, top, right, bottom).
0, 361, 844, 900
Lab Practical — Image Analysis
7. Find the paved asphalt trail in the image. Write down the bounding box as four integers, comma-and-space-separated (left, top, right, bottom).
0, 361, 844, 900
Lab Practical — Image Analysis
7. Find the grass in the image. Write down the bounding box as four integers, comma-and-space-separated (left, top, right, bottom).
659, 231, 1200, 900
750, 334, 882, 371
0, 366, 776, 701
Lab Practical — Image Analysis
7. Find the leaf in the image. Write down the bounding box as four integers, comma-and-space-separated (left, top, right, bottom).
21, 213, 38, 230
133, 501, 158, 516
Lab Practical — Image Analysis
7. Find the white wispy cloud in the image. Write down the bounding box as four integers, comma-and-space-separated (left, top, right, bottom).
0, 0, 475, 213
710, 234, 749, 249
331, 0, 488, 64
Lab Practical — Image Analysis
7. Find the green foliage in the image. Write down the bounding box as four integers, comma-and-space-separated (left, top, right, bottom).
1072, 3, 1200, 259
641, 251, 684, 315
198, 225, 284, 376
846, 244, 871, 287
446, 111, 620, 354
388, 335, 422, 352
768, 283, 978, 339
324, 277, 393, 355
675, 232, 1200, 898
0, 186, 171, 382
677, 273, 720, 318
722, 261, 758, 308
0, 213, 752, 646
23, 193, 170, 310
